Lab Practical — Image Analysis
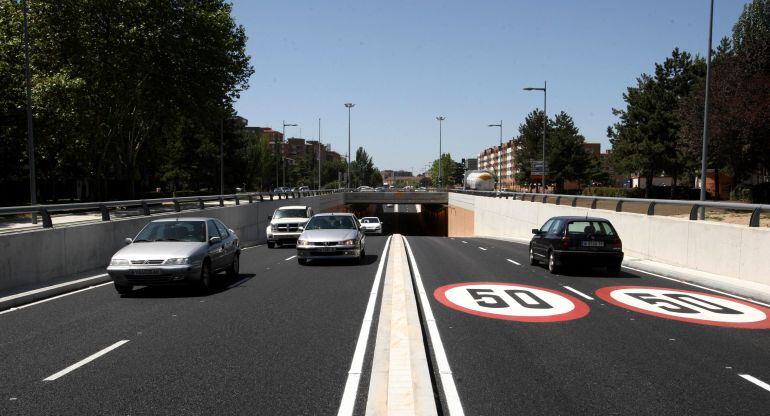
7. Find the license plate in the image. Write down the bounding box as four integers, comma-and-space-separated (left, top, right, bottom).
133, 269, 161, 275
318, 247, 336, 252
581, 241, 604, 247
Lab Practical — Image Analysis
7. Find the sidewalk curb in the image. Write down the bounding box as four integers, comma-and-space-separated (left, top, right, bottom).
0, 273, 112, 312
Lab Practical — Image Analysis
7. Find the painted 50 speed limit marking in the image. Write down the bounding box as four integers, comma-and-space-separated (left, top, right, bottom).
434, 282, 590, 322
595, 286, 770, 329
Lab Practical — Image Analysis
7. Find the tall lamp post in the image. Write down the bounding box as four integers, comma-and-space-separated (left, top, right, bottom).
317, 118, 322, 190
488, 121, 503, 191
699, 0, 714, 219
436, 116, 445, 188
22, 0, 37, 216
281, 121, 298, 188
344, 103, 354, 189
524, 81, 547, 191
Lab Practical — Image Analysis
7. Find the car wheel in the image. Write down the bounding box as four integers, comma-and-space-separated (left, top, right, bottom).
267, 241, 275, 248
548, 251, 559, 274
358, 249, 366, 264
529, 246, 538, 266
227, 253, 240, 277
607, 263, 621, 276
199, 261, 213, 291
298, 258, 307, 265
114, 282, 133, 295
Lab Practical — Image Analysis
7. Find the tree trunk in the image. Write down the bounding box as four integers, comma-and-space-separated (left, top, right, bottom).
714, 167, 720, 200
645, 170, 654, 198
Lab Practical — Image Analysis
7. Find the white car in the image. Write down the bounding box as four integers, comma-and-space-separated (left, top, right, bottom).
359, 217, 383, 234
266, 205, 314, 248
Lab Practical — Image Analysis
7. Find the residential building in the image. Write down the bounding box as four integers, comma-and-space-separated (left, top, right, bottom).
478, 139, 516, 189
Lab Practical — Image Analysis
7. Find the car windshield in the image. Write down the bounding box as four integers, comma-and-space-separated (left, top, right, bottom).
305, 216, 356, 230
134, 221, 206, 242
361, 218, 379, 223
566, 221, 616, 236
274, 209, 308, 219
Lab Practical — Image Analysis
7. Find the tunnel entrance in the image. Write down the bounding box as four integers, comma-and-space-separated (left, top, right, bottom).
346, 203, 447, 236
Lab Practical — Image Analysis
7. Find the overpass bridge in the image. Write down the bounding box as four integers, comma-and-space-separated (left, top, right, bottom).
1, 190, 769, 415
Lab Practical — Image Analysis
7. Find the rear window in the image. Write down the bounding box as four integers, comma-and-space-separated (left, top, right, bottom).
361, 218, 379, 223
566, 221, 616, 236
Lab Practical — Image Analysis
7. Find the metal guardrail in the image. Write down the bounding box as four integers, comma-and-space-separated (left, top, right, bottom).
451, 189, 770, 227
0, 189, 345, 229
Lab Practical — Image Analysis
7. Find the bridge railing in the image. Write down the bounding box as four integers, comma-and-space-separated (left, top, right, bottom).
0, 189, 344, 229
450, 189, 770, 227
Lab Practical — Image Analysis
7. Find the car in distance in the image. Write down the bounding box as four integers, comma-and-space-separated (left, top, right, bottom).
359, 217, 383, 234
107, 218, 240, 294
298, 186, 310, 192
529, 216, 623, 275
267, 205, 314, 248
296, 213, 366, 264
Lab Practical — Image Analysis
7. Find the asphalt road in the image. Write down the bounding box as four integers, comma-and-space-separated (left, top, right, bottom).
405, 236, 770, 416
0, 236, 390, 415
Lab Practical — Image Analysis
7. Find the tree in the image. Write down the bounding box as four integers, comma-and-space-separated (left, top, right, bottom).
514, 110, 548, 188
608, 48, 704, 197
350, 147, 382, 187
547, 112, 592, 193
429, 153, 457, 187
677, 1, 770, 194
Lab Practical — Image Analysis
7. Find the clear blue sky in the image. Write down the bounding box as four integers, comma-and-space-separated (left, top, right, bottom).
230, 0, 745, 174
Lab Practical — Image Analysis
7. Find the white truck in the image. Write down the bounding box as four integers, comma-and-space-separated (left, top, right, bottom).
266, 205, 314, 248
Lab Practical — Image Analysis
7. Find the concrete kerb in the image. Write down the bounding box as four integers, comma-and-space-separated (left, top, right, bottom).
479, 235, 770, 305
0, 268, 112, 312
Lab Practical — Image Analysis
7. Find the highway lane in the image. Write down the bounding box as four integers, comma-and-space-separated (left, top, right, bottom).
0, 236, 390, 415
406, 236, 770, 416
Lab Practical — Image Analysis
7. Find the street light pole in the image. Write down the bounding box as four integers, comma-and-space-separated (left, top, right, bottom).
345, 103, 354, 189
488, 121, 503, 191
281, 121, 298, 189
436, 116, 445, 188
220, 118, 224, 195
22, 0, 37, 213
699, 0, 714, 219
524, 82, 547, 191
318, 118, 322, 190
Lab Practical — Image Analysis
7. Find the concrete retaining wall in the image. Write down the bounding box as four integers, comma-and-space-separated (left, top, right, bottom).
449, 193, 770, 287
0, 194, 344, 292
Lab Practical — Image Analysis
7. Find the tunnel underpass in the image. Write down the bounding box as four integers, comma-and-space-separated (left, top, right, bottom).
346, 203, 447, 236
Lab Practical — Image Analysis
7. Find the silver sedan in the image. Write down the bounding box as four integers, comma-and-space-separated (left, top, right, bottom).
295, 213, 366, 265
106, 217, 240, 294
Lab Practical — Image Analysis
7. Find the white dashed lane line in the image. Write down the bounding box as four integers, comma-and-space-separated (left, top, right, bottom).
461, 241, 468, 244
285, 255, 297, 261
43, 340, 130, 381
478, 247, 487, 251
738, 374, 770, 393
562, 286, 594, 301
506, 258, 521, 266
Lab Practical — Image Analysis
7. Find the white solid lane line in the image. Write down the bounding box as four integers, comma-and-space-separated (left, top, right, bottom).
563, 286, 594, 301
738, 374, 770, 393
0, 282, 113, 316
404, 237, 464, 416
506, 259, 521, 266
622, 265, 770, 308
285, 255, 297, 261
478, 247, 487, 251
43, 340, 130, 381
337, 236, 393, 416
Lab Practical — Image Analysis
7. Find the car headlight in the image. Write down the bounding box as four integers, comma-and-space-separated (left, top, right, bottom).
110, 259, 129, 266
343, 239, 356, 246
164, 258, 189, 265
297, 239, 308, 246
271, 224, 277, 231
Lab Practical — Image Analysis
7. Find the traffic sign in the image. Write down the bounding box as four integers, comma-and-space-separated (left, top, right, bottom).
595, 286, 770, 329
434, 282, 590, 322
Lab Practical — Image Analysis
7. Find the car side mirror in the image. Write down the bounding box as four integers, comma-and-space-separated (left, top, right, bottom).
209, 236, 222, 245
532, 229, 541, 235
124, 237, 133, 245
228, 229, 235, 235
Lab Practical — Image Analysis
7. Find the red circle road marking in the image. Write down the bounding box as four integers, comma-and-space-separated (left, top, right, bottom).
434, 282, 590, 322
595, 286, 770, 329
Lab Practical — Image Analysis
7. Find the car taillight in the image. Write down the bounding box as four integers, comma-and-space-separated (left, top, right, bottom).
609, 237, 622, 250
561, 236, 571, 249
